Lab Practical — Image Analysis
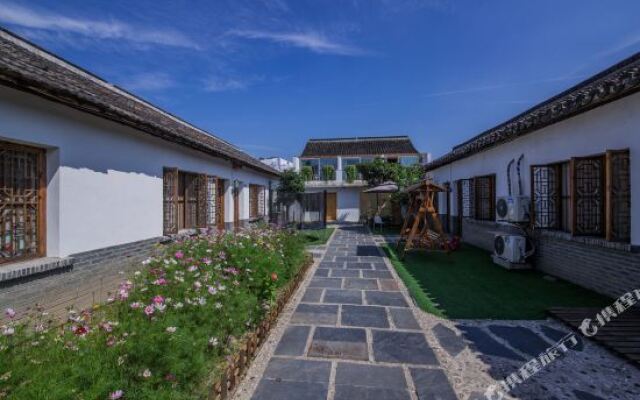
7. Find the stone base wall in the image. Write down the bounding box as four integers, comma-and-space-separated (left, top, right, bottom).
453, 218, 639, 299
0, 237, 164, 321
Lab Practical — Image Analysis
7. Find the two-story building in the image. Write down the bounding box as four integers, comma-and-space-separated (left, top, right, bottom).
294, 136, 420, 223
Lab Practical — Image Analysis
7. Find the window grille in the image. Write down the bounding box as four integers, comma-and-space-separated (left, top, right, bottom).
474, 175, 495, 221
607, 150, 630, 242
206, 176, 217, 227
532, 165, 560, 229
573, 156, 605, 236
163, 168, 178, 235
460, 179, 474, 218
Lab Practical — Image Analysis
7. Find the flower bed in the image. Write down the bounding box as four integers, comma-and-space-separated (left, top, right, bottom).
0, 227, 308, 400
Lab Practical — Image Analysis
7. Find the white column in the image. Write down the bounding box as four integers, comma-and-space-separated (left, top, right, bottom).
336, 156, 343, 183
293, 157, 301, 172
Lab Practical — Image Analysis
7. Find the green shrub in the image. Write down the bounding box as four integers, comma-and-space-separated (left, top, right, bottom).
300, 166, 313, 181
344, 165, 358, 183
321, 165, 335, 181
0, 228, 306, 400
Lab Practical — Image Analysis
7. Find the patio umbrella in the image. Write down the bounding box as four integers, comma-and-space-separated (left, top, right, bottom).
363, 181, 399, 215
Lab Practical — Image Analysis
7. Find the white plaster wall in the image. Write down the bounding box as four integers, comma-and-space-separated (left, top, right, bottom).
0, 86, 275, 257
428, 92, 640, 245
305, 187, 362, 223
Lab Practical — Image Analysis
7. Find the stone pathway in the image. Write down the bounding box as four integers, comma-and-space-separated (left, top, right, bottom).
235, 226, 640, 400
243, 226, 457, 400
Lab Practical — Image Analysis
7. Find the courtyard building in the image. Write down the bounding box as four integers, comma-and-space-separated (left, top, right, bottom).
425, 51, 639, 299
294, 135, 421, 223
0, 29, 278, 291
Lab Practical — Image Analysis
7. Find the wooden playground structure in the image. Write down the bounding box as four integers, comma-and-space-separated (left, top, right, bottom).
396, 180, 459, 258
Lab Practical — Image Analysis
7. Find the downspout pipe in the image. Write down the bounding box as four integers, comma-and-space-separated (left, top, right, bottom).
517, 154, 524, 196
507, 158, 515, 197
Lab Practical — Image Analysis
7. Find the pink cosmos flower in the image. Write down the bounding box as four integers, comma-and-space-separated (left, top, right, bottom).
187, 265, 198, 272
5, 308, 16, 319
143, 305, 155, 316
202, 257, 212, 265
71, 325, 88, 337
2, 326, 15, 336
142, 369, 152, 378
153, 278, 167, 286
174, 251, 184, 259
193, 281, 202, 290
218, 251, 226, 260
152, 295, 165, 305
166, 326, 177, 334
130, 302, 142, 310
207, 286, 217, 295
100, 322, 113, 333
106, 335, 116, 347
109, 390, 124, 399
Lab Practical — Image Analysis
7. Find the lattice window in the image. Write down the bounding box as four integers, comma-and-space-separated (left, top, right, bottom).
573, 156, 604, 236
206, 176, 217, 227
459, 179, 474, 218
258, 186, 266, 217
249, 184, 260, 219
163, 168, 178, 235
1, 142, 45, 262
216, 178, 225, 229
607, 150, 630, 242
474, 175, 495, 221
532, 165, 560, 229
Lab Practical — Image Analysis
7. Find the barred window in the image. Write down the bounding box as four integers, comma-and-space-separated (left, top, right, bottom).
474, 175, 495, 221
573, 155, 605, 236
459, 178, 474, 218
607, 149, 630, 242
163, 168, 219, 233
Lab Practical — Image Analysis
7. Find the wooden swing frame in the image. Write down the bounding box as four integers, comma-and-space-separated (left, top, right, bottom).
396, 181, 453, 258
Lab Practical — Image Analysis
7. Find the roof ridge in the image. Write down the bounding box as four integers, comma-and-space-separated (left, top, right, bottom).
0, 28, 245, 154
308, 135, 410, 142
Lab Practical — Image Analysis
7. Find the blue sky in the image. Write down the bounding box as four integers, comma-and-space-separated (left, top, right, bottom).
1, 1, 639, 159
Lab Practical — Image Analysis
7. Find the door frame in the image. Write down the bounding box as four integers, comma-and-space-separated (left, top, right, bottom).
325, 192, 337, 222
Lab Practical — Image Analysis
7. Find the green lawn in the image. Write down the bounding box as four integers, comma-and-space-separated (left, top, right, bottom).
301, 228, 335, 246
384, 244, 611, 320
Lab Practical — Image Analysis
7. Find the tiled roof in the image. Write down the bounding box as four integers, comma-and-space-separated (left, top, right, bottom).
424, 51, 640, 172
301, 136, 419, 157
0, 29, 279, 177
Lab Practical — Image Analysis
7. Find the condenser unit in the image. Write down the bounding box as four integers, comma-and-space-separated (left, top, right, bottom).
496, 196, 530, 222
493, 234, 527, 264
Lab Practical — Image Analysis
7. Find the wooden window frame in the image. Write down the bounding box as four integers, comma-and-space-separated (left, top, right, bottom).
530, 162, 564, 230
473, 175, 496, 221
0, 141, 46, 263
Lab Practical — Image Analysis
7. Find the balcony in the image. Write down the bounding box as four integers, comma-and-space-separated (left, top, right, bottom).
304, 170, 367, 188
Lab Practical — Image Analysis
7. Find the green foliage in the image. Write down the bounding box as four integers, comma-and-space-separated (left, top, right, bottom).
358, 159, 423, 206
321, 165, 335, 181
0, 228, 306, 399
278, 169, 305, 193
300, 228, 334, 245
300, 166, 313, 182
344, 165, 358, 183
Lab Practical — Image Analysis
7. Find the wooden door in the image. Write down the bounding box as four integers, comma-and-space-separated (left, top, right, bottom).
216, 178, 225, 230
326, 192, 337, 222
0, 141, 46, 263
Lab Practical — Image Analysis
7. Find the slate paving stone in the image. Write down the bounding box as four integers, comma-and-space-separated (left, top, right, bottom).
319, 262, 345, 269
540, 325, 584, 351
488, 325, 554, 357
308, 278, 343, 289
389, 308, 421, 330
308, 327, 369, 361
356, 245, 382, 256
263, 358, 331, 383
379, 279, 400, 291
274, 325, 311, 356
330, 269, 360, 278
573, 390, 606, 400
301, 288, 324, 303
458, 326, 525, 361
372, 330, 439, 365
314, 269, 330, 277
335, 362, 407, 389
346, 262, 374, 270
251, 380, 328, 400
345, 278, 379, 290
341, 305, 390, 328
410, 368, 458, 400
360, 256, 384, 261
291, 304, 338, 325
334, 385, 411, 400
432, 324, 467, 357
363, 270, 393, 279
366, 291, 409, 307
323, 289, 363, 305
335, 257, 360, 263
372, 263, 390, 270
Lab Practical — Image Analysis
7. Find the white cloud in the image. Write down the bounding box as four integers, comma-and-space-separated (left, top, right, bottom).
120, 72, 176, 91
0, 3, 200, 49
228, 29, 367, 56
204, 76, 251, 92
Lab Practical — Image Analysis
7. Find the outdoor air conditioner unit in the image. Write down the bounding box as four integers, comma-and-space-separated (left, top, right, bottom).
496, 196, 530, 222
493, 234, 527, 264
